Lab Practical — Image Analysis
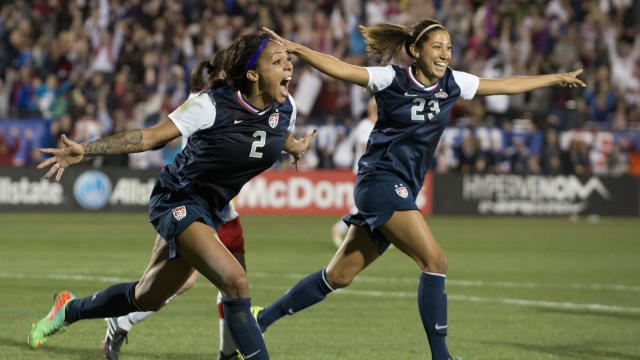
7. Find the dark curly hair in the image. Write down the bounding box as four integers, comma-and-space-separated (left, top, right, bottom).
190, 32, 273, 94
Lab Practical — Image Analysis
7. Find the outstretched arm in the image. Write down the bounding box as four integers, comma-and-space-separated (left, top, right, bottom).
263, 27, 369, 87
38, 119, 181, 181
476, 69, 586, 96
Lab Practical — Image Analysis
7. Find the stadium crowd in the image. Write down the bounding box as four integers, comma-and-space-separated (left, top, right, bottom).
1, 0, 639, 175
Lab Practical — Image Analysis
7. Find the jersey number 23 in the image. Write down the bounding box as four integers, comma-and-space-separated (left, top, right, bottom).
411, 98, 440, 121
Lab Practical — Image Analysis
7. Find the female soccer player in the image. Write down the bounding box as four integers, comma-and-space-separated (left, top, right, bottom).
255, 20, 584, 360
29, 32, 315, 360
103, 60, 249, 360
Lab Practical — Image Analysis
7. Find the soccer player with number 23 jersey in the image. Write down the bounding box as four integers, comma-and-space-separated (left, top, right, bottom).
256, 19, 585, 360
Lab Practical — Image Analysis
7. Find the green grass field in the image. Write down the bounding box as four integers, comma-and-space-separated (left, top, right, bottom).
1, 214, 639, 360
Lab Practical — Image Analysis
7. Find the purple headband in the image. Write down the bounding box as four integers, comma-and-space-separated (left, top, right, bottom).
245, 38, 271, 72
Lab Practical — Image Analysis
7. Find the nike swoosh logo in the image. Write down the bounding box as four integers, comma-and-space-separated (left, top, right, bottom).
234, 120, 244, 124
435, 323, 447, 330
244, 349, 262, 359
404, 91, 418, 96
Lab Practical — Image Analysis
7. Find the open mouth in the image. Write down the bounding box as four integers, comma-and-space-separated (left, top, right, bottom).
280, 76, 291, 97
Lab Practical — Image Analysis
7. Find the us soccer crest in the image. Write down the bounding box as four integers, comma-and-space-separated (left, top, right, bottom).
172, 206, 187, 221
268, 113, 279, 128
394, 184, 409, 198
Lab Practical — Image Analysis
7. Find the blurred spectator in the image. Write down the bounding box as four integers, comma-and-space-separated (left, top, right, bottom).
610, 98, 629, 130
566, 139, 591, 175
34, 74, 71, 119
434, 143, 456, 174
541, 129, 563, 174
12, 66, 38, 116
475, 136, 502, 174
89, 20, 125, 75
350, 97, 377, 170
587, 80, 615, 126
0, 127, 20, 165
316, 115, 339, 169
14, 128, 38, 167
332, 127, 354, 170
72, 104, 102, 143
604, 24, 640, 94
456, 133, 478, 173
50, 113, 72, 144
0, 69, 15, 117
608, 142, 629, 177
505, 137, 531, 174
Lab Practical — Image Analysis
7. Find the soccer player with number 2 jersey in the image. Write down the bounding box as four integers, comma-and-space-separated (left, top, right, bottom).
29, 31, 315, 360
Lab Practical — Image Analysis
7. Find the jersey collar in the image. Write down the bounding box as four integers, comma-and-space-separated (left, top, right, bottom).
235, 90, 272, 115
407, 65, 439, 91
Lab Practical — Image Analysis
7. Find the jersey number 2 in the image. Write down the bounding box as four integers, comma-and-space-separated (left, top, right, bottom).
250, 130, 266, 158
411, 98, 440, 121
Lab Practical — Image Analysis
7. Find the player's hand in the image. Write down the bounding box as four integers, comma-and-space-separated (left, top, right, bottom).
37, 134, 85, 181
288, 130, 317, 171
262, 27, 296, 53
557, 69, 586, 88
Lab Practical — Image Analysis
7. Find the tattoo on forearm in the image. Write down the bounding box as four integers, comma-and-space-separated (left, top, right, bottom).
84, 130, 144, 156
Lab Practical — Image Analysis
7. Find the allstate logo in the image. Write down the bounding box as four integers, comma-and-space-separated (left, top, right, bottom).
73, 170, 112, 210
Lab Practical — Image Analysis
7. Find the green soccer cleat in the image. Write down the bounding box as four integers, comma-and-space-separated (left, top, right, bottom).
250, 306, 264, 332
28, 291, 76, 349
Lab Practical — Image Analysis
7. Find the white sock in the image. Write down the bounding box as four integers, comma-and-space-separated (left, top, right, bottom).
116, 311, 153, 332
218, 291, 237, 354
117, 293, 178, 332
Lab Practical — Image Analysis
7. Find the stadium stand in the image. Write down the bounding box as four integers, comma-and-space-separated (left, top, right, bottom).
1, 0, 639, 175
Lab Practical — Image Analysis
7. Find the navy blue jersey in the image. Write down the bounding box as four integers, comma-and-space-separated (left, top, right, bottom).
152, 86, 296, 219
358, 65, 478, 197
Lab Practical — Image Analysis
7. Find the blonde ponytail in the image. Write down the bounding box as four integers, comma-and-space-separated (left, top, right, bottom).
359, 19, 446, 64
359, 23, 412, 64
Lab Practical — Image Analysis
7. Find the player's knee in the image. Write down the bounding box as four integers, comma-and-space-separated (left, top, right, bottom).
221, 272, 249, 298
326, 270, 354, 289
427, 253, 448, 274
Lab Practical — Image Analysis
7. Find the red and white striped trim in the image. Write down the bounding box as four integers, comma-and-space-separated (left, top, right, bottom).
235, 91, 271, 115
407, 66, 439, 91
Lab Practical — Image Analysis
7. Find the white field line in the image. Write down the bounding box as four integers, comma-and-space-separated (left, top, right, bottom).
249, 272, 640, 293
1, 271, 640, 314
4, 271, 639, 292
255, 284, 640, 314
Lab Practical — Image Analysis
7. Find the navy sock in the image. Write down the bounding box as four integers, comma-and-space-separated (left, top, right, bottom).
258, 268, 334, 331
418, 272, 450, 360
64, 281, 139, 324
222, 297, 269, 360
